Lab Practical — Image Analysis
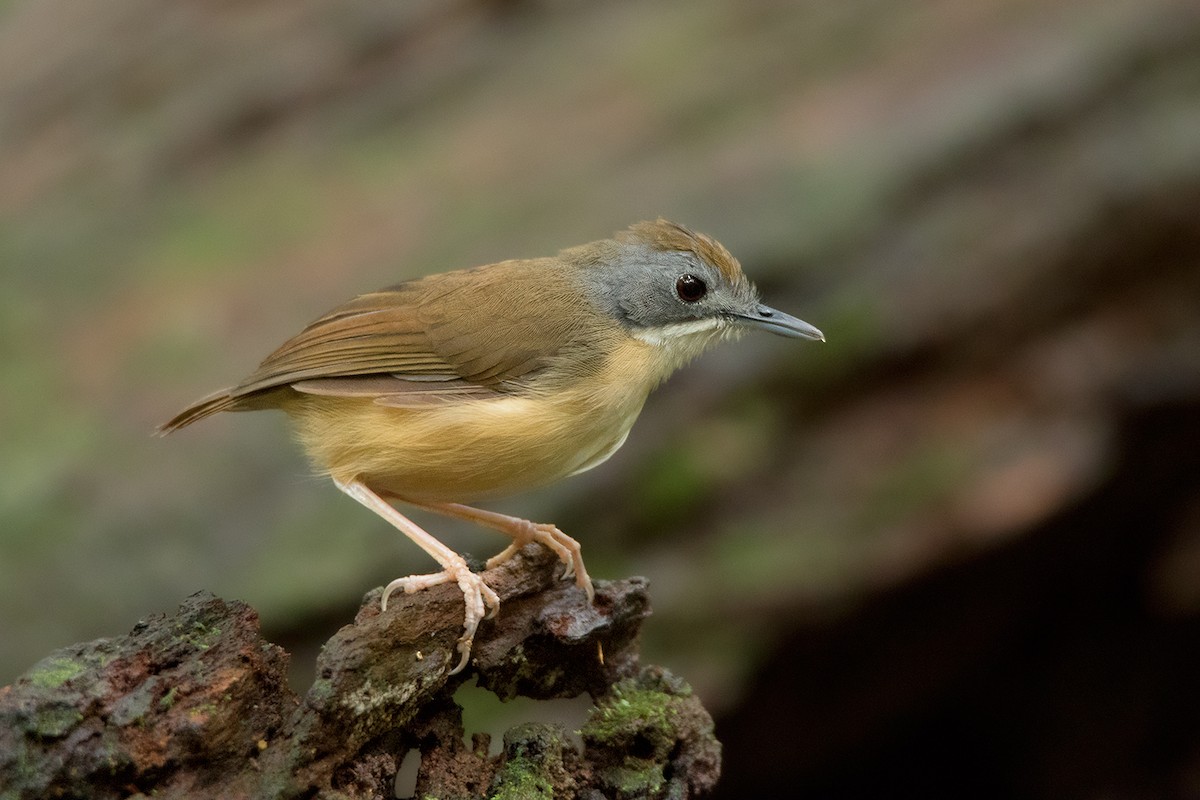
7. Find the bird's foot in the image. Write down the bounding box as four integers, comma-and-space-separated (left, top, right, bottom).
381, 565, 501, 674
486, 522, 594, 602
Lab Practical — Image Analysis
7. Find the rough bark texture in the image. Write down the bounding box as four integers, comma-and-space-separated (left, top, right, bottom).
0, 546, 720, 799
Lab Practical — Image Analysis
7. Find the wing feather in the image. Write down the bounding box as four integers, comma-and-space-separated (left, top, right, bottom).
226, 258, 582, 405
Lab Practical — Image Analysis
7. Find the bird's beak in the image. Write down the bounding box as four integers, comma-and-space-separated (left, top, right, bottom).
733, 304, 825, 341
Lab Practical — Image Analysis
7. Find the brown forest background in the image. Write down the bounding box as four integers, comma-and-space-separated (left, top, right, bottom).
3, 0, 1200, 796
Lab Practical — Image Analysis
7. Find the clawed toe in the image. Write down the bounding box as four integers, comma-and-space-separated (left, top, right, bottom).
381, 571, 453, 611
485, 542, 522, 571
479, 580, 501, 620
379, 566, 500, 675
558, 556, 577, 582
537, 524, 594, 602
449, 570, 501, 674
484, 522, 594, 601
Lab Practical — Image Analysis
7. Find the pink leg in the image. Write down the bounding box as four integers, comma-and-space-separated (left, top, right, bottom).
335, 479, 499, 675
394, 496, 595, 603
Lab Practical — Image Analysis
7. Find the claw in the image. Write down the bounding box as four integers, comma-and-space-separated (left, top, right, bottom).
481, 520, 593, 601
376, 566, 499, 674
380, 570, 457, 611
484, 542, 522, 571
538, 523, 594, 602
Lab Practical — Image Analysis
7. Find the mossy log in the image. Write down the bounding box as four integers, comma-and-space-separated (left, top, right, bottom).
0, 546, 720, 799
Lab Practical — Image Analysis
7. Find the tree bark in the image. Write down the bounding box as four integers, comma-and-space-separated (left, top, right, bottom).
0, 546, 720, 799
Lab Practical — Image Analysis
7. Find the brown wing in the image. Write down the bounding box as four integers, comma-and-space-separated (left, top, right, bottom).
227, 258, 583, 405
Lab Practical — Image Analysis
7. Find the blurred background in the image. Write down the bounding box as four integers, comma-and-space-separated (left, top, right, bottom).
3, 0, 1200, 796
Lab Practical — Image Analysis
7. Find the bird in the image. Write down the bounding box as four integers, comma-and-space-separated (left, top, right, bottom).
160, 219, 824, 673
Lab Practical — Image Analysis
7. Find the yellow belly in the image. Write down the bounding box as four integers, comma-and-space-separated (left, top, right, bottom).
284, 387, 646, 503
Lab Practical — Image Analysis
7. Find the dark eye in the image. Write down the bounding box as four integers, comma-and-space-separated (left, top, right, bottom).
675, 274, 707, 303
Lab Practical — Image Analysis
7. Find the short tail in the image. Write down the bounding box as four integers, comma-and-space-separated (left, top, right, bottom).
157, 388, 241, 435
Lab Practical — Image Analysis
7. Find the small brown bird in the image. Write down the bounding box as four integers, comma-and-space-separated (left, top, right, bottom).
161, 220, 823, 673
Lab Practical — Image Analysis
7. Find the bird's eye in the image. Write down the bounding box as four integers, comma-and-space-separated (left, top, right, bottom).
675, 274, 707, 303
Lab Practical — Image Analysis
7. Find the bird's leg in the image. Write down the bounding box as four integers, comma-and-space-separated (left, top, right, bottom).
334, 478, 499, 675
391, 496, 594, 603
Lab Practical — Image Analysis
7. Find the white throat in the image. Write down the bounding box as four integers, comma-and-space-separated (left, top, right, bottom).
629, 317, 726, 347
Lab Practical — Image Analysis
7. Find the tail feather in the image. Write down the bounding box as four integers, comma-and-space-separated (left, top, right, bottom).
157, 388, 240, 435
